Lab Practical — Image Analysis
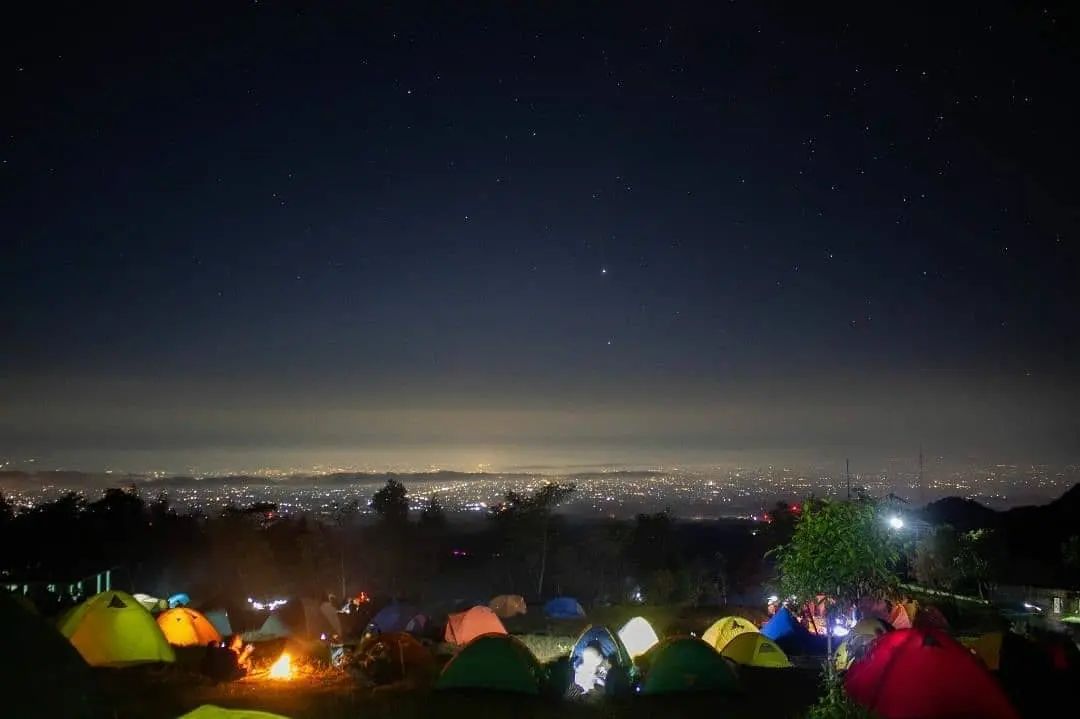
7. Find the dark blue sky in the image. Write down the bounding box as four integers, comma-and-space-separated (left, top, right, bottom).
3, 2, 1077, 472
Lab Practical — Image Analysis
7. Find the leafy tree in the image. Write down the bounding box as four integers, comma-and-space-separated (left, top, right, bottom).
490, 482, 575, 595
1062, 535, 1080, 581
419, 496, 447, 530
776, 500, 900, 656
955, 528, 1004, 599
0, 491, 12, 523
371, 478, 409, 525
913, 524, 962, 590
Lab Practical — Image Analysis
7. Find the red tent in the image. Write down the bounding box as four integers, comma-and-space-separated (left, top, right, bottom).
845, 628, 1019, 719
444, 605, 507, 645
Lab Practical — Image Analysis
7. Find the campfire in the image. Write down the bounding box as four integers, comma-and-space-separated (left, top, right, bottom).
268, 651, 293, 680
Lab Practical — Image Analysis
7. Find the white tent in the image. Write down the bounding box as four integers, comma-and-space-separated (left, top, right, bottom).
618, 616, 660, 657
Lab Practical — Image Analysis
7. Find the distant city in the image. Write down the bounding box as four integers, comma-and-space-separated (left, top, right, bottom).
2, 460, 1076, 521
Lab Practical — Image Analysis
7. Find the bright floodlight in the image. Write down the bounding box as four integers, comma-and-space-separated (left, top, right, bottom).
888, 515, 904, 530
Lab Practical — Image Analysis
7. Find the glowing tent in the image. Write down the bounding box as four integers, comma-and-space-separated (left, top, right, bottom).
488, 594, 527, 618
436, 635, 544, 694
444, 605, 507, 645
58, 590, 175, 667
720, 632, 791, 668
157, 608, 222, 647
845, 628, 1019, 719
133, 593, 167, 613
570, 625, 634, 671
618, 616, 660, 658
543, 596, 585, 619
701, 616, 758, 651
640, 637, 738, 695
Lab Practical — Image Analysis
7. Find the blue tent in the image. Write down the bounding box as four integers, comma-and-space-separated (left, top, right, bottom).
544, 597, 585, 619
367, 602, 422, 634
760, 607, 827, 655
570, 625, 632, 669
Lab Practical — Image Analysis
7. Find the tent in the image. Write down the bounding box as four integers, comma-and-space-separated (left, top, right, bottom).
203, 609, 233, 637
353, 632, 435, 685
250, 598, 342, 640
0, 591, 102, 719
178, 707, 291, 719
852, 616, 892, 638
368, 602, 425, 634
640, 637, 738, 695
845, 628, 1019, 719
134, 593, 167, 613
445, 606, 507, 645
168, 592, 191, 608
888, 602, 914, 629
720, 632, 791, 668
436, 634, 545, 694
701, 616, 758, 651
618, 616, 660, 658
543, 596, 585, 619
760, 607, 826, 655
157, 608, 222, 647
58, 590, 176, 667
488, 594, 527, 618
570, 625, 634, 671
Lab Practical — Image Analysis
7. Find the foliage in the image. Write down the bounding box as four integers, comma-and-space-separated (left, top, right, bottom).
777, 499, 900, 608
371, 478, 409, 525
1061, 535, 1080, 576
489, 482, 575, 595
419, 496, 447, 529
913, 524, 962, 590
805, 674, 877, 719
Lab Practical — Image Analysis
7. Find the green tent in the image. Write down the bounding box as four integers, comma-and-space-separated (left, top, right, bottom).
436, 634, 544, 694
179, 707, 291, 719
640, 637, 738, 695
0, 592, 104, 718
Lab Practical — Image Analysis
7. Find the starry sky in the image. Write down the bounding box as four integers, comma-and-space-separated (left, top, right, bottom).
3, 2, 1078, 473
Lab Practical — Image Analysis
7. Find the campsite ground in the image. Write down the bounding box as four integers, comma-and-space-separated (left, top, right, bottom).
95, 663, 823, 719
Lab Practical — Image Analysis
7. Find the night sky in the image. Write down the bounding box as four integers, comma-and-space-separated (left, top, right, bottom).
3, 2, 1078, 472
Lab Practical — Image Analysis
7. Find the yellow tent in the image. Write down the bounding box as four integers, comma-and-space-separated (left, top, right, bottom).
617, 616, 660, 658
179, 706, 291, 719
157, 608, 222, 646
720, 632, 791, 668
701, 616, 758, 651
968, 631, 1003, 671
58, 590, 175, 667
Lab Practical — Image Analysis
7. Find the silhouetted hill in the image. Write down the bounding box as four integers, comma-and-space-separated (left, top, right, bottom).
921, 496, 1000, 531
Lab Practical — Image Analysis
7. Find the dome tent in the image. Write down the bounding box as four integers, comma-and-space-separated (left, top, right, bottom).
178, 707, 291, 719
845, 628, 1019, 719
640, 637, 738, 695
760, 606, 826, 655
367, 602, 425, 634
436, 634, 545, 694
617, 616, 660, 658
58, 590, 175, 667
701, 615, 758, 651
444, 605, 507, 645
543, 596, 585, 619
720, 632, 791, 668
570, 625, 634, 672
0, 591, 103, 719
203, 609, 233, 637
157, 608, 222, 647
488, 594, 527, 618
352, 632, 435, 686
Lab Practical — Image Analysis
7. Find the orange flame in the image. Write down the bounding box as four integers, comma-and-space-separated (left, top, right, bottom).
268, 652, 293, 680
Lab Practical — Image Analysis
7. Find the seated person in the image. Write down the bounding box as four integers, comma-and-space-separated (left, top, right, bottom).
567, 645, 609, 698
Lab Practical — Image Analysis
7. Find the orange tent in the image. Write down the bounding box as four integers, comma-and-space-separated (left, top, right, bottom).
157, 608, 222, 646
445, 606, 507, 645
